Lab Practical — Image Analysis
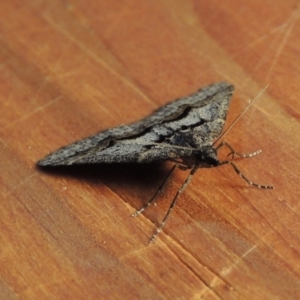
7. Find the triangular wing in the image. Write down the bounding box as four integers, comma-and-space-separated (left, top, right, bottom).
38, 82, 234, 166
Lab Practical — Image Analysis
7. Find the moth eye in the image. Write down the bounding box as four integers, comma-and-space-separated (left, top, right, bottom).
181, 125, 188, 131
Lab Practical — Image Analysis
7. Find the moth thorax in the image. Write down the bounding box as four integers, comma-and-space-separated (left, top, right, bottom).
195, 147, 219, 167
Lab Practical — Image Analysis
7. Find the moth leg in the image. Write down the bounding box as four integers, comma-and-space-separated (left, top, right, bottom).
132, 164, 177, 217
220, 160, 273, 189
169, 159, 193, 171
149, 163, 199, 243
216, 141, 262, 160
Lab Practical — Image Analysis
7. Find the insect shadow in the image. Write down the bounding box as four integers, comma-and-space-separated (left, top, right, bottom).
37, 162, 171, 200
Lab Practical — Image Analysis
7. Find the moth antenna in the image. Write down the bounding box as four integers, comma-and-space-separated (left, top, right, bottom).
213, 84, 269, 146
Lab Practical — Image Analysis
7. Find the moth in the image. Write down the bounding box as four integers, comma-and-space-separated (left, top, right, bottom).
38, 82, 272, 242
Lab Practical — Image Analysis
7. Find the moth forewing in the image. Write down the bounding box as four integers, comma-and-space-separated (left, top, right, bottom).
38, 82, 233, 166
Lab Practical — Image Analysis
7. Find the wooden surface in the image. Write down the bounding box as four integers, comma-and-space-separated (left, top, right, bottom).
1, 1, 300, 299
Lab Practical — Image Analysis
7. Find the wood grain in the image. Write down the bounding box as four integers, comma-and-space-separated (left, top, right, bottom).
1, 0, 300, 299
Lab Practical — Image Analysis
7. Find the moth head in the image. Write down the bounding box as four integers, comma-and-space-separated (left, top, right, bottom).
195, 147, 219, 167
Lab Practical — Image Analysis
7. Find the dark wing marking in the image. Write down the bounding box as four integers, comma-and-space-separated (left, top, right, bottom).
38, 82, 234, 166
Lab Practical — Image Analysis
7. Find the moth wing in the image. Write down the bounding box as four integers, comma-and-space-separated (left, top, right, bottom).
38, 82, 234, 166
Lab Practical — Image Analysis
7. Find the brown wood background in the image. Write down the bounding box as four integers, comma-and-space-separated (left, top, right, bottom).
1, 1, 300, 299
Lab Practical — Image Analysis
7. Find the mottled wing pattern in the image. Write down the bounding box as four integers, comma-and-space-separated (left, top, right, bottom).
38, 82, 234, 166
